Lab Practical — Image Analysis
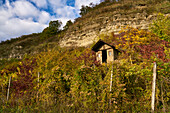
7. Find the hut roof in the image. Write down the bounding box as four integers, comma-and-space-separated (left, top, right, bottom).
91, 39, 118, 52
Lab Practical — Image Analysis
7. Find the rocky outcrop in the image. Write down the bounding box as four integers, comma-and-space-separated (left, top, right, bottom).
9, 46, 23, 59
60, 12, 165, 47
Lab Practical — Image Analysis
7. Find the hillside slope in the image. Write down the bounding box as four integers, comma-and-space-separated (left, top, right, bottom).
0, 0, 169, 59
0, 0, 169, 112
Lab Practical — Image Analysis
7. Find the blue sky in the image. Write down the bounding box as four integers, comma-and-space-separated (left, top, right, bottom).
0, 0, 101, 42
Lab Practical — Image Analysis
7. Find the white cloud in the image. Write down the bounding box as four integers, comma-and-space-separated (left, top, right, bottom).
0, 0, 48, 41
75, 0, 100, 9
56, 6, 77, 18
0, 18, 47, 41
38, 11, 51, 24
12, 1, 39, 18
29, 0, 47, 8
5, 0, 12, 9
0, 0, 102, 42
0, 8, 12, 25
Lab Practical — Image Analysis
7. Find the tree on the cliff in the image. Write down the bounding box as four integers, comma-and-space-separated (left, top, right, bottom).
49, 20, 62, 34
63, 20, 73, 30
41, 20, 62, 39
80, 5, 92, 16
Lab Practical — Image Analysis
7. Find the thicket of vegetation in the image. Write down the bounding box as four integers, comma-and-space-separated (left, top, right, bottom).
0, 14, 169, 112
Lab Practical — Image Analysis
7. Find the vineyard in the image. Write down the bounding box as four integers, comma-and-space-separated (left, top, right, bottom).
0, 14, 170, 112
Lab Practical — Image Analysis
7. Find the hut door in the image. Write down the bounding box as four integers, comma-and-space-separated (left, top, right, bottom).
102, 50, 107, 63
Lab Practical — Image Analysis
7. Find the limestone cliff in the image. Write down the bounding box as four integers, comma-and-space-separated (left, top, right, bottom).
60, 1, 170, 47
60, 12, 169, 47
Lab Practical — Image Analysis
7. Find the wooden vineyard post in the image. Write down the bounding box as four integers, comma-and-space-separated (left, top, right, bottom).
7, 76, 11, 101
110, 70, 113, 92
109, 65, 113, 105
151, 62, 157, 113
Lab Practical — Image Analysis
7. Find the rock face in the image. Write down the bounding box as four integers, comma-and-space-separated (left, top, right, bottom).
60, 12, 159, 47
9, 46, 23, 59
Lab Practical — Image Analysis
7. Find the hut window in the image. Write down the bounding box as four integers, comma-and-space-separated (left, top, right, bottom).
98, 53, 101, 58
108, 51, 112, 56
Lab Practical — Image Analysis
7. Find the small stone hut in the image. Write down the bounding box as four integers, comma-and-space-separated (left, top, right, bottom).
92, 39, 120, 64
